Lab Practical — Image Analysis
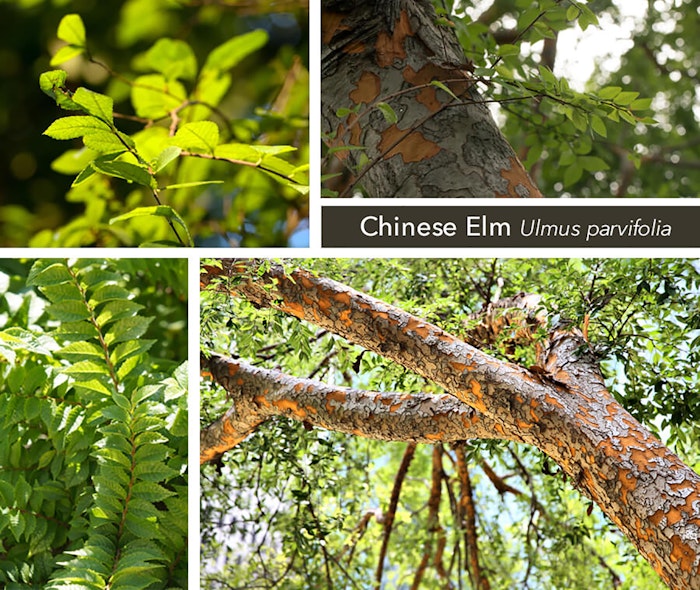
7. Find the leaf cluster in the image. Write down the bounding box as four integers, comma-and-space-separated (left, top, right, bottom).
30, 6, 308, 247
0, 259, 187, 588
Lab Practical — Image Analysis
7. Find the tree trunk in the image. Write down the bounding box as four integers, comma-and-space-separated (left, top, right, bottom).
321, 0, 542, 198
201, 260, 700, 590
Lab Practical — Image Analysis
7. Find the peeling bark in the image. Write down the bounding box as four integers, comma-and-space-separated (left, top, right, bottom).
201, 260, 700, 590
200, 354, 504, 464
321, 0, 542, 198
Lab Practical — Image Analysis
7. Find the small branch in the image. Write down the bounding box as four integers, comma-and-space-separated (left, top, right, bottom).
454, 442, 489, 590
180, 150, 304, 185
411, 444, 444, 590
375, 443, 416, 590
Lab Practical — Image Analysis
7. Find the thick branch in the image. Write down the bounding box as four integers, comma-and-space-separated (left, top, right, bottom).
201, 354, 505, 464
202, 260, 700, 590
321, 0, 542, 197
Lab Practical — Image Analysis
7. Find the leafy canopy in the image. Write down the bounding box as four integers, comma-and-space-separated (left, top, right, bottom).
201, 258, 699, 589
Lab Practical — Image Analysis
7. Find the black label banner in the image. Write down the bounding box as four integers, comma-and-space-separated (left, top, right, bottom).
322, 206, 700, 248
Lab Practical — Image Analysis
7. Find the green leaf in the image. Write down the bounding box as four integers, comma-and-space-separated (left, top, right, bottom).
161, 180, 224, 190
27, 261, 72, 286
497, 44, 520, 57
214, 143, 263, 162
57, 320, 100, 341
62, 359, 111, 379
630, 97, 653, 110
598, 86, 622, 100
146, 38, 197, 81
109, 206, 193, 247
52, 148, 97, 175
134, 461, 178, 482
73, 87, 114, 124
538, 65, 558, 89
91, 160, 154, 188
72, 164, 98, 186
204, 29, 268, 72
75, 378, 114, 397
83, 131, 131, 155
40, 70, 82, 110
104, 316, 153, 347
579, 156, 610, 172
111, 340, 156, 367
132, 481, 175, 502
57, 341, 105, 361
614, 91, 640, 106
45, 300, 91, 322
124, 514, 161, 540
558, 150, 576, 167
619, 109, 638, 124
375, 102, 398, 124
91, 284, 132, 304
563, 162, 583, 186
50, 44, 85, 66
571, 109, 588, 132
131, 74, 187, 119
590, 114, 607, 138
172, 121, 220, 153
153, 146, 182, 172
97, 301, 146, 328
94, 448, 132, 469
57, 14, 86, 47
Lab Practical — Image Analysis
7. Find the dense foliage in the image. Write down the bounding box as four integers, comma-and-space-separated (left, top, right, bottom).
0, 0, 309, 246
201, 258, 700, 589
0, 258, 188, 588
445, 0, 698, 197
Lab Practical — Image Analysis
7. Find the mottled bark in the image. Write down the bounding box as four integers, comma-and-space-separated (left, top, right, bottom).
200, 354, 503, 464
321, 0, 542, 198
201, 260, 700, 590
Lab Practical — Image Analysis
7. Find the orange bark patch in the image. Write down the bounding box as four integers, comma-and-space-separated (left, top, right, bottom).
350, 71, 381, 105
529, 400, 540, 423
332, 290, 353, 306
253, 395, 271, 408
468, 379, 487, 413
405, 317, 432, 338
616, 468, 638, 504
339, 309, 352, 326
281, 301, 305, 318
318, 295, 332, 314
403, 63, 471, 111
272, 398, 308, 419
450, 361, 473, 374
226, 363, 240, 376
370, 310, 390, 321
669, 534, 695, 572
426, 432, 443, 441
495, 157, 543, 198
321, 11, 348, 45
378, 124, 441, 163
299, 274, 315, 289
325, 390, 347, 413
329, 113, 364, 157
543, 394, 564, 409
375, 10, 411, 67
